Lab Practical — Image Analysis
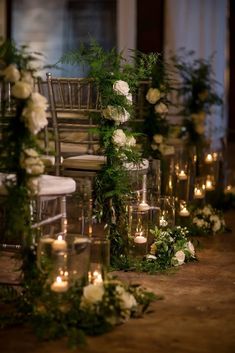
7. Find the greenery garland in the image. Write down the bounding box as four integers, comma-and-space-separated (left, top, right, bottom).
60, 41, 159, 261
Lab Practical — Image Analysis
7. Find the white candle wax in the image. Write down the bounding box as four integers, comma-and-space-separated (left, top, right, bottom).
138, 201, 150, 211
93, 270, 103, 284
178, 170, 187, 180
134, 234, 147, 244
159, 217, 168, 227
179, 207, 190, 217
194, 188, 204, 199
51, 276, 68, 292
205, 153, 213, 163
205, 180, 214, 191
52, 235, 67, 252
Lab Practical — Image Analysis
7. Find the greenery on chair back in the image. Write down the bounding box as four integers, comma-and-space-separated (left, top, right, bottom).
60, 41, 159, 260
171, 50, 223, 159
0, 40, 47, 246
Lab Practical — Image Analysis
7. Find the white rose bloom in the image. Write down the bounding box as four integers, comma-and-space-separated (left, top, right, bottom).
21, 156, 44, 175
202, 206, 211, 216
125, 135, 136, 147
28, 92, 48, 110
154, 102, 168, 114
27, 177, 40, 195
174, 250, 185, 266
21, 71, 34, 87
187, 241, 195, 257
146, 88, 161, 104
119, 290, 137, 310
24, 148, 39, 158
112, 129, 127, 147
153, 134, 163, 144
23, 106, 48, 135
3, 64, 20, 82
193, 218, 204, 228
82, 283, 104, 305
113, 80, 130, 96
103, 105, 130, 125
12, 81, 32, 99
212, 220, 221, 233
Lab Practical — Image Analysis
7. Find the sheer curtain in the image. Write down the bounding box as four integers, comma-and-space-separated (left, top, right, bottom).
164, 0, 228, 148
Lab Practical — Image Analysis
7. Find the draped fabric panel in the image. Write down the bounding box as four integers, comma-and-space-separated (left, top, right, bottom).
164, 0, 228, 148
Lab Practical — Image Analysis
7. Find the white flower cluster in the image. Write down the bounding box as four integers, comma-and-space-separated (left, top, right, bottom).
102, 105, 130, 125
80, 281, 137, 323
149, 226, 196, 268
146, 87, 168, 115
151, 134, 175, 156
2, 64, 48, 135
113, 79, 132, 104
112, 129, 136, 148
192, 205, 225, 234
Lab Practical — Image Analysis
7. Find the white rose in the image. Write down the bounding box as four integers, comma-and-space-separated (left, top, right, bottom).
3, 64, 20, 82
125, 135, 136, 147
119, 290, 137, 310
202, 206, 211, 216
154, 102, 168, 114
103, 105, 130, 125
174, 250, 185, 266
24, 148, 39, 158
112, 129, 127, 147
158, 144, 175, 155
28, 92, 48, 110
21, 156, 44, 175
212, 220, 221, 233
21, 71, 34, 87
82, 283, 104, 305
153, 134, 163, 144
113, 80, 130, 96
146, 88, 161, 104
27, 177, 40, 195
187, 241, 195, 257
12, 81, 32, 99
22, 106, 48, 135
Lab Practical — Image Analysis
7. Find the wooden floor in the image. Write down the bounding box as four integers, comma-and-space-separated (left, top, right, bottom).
0, 210, 235, 353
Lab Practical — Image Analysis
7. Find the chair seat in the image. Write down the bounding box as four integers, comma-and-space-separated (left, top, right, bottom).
62, 154, 106, 171
0, 173, 76, 196
38, 174, 76, 196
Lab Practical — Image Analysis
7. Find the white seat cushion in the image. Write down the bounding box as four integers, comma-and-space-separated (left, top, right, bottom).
63, 154, 106, 171
0, 173, 76, 196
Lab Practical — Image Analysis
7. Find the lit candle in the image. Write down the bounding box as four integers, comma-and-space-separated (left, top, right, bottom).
205, 153, 213, 163
224, 185, 235, 194
179, 207, 190, 217
159, 216, 168, 227
52, 235, 67, 252
205, 179, 214, 191
134, 233, 147, 244
178, 170, 187, 180
50, 276, 68, 292
194, 188, 204, 199
138, 201, 150, 211
92, 270, 103, 284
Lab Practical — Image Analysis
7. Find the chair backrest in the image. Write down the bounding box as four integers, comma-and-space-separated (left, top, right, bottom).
45, 73, 102, 175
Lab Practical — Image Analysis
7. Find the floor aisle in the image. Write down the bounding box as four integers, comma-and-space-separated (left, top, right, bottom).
0, 210, 235, 353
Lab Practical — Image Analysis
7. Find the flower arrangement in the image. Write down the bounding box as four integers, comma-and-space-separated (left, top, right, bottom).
142, 57, 172, 159
0, 40, 48, 245
60, 41, 156, 260
191, 204, 226, 235
0, 271, 157, 348
111, 226, 196, 274
171, 50, 223, 156
147, 226, 196, 268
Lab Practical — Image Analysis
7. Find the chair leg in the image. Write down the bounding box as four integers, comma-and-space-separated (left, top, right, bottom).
60, 196, 67, 235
